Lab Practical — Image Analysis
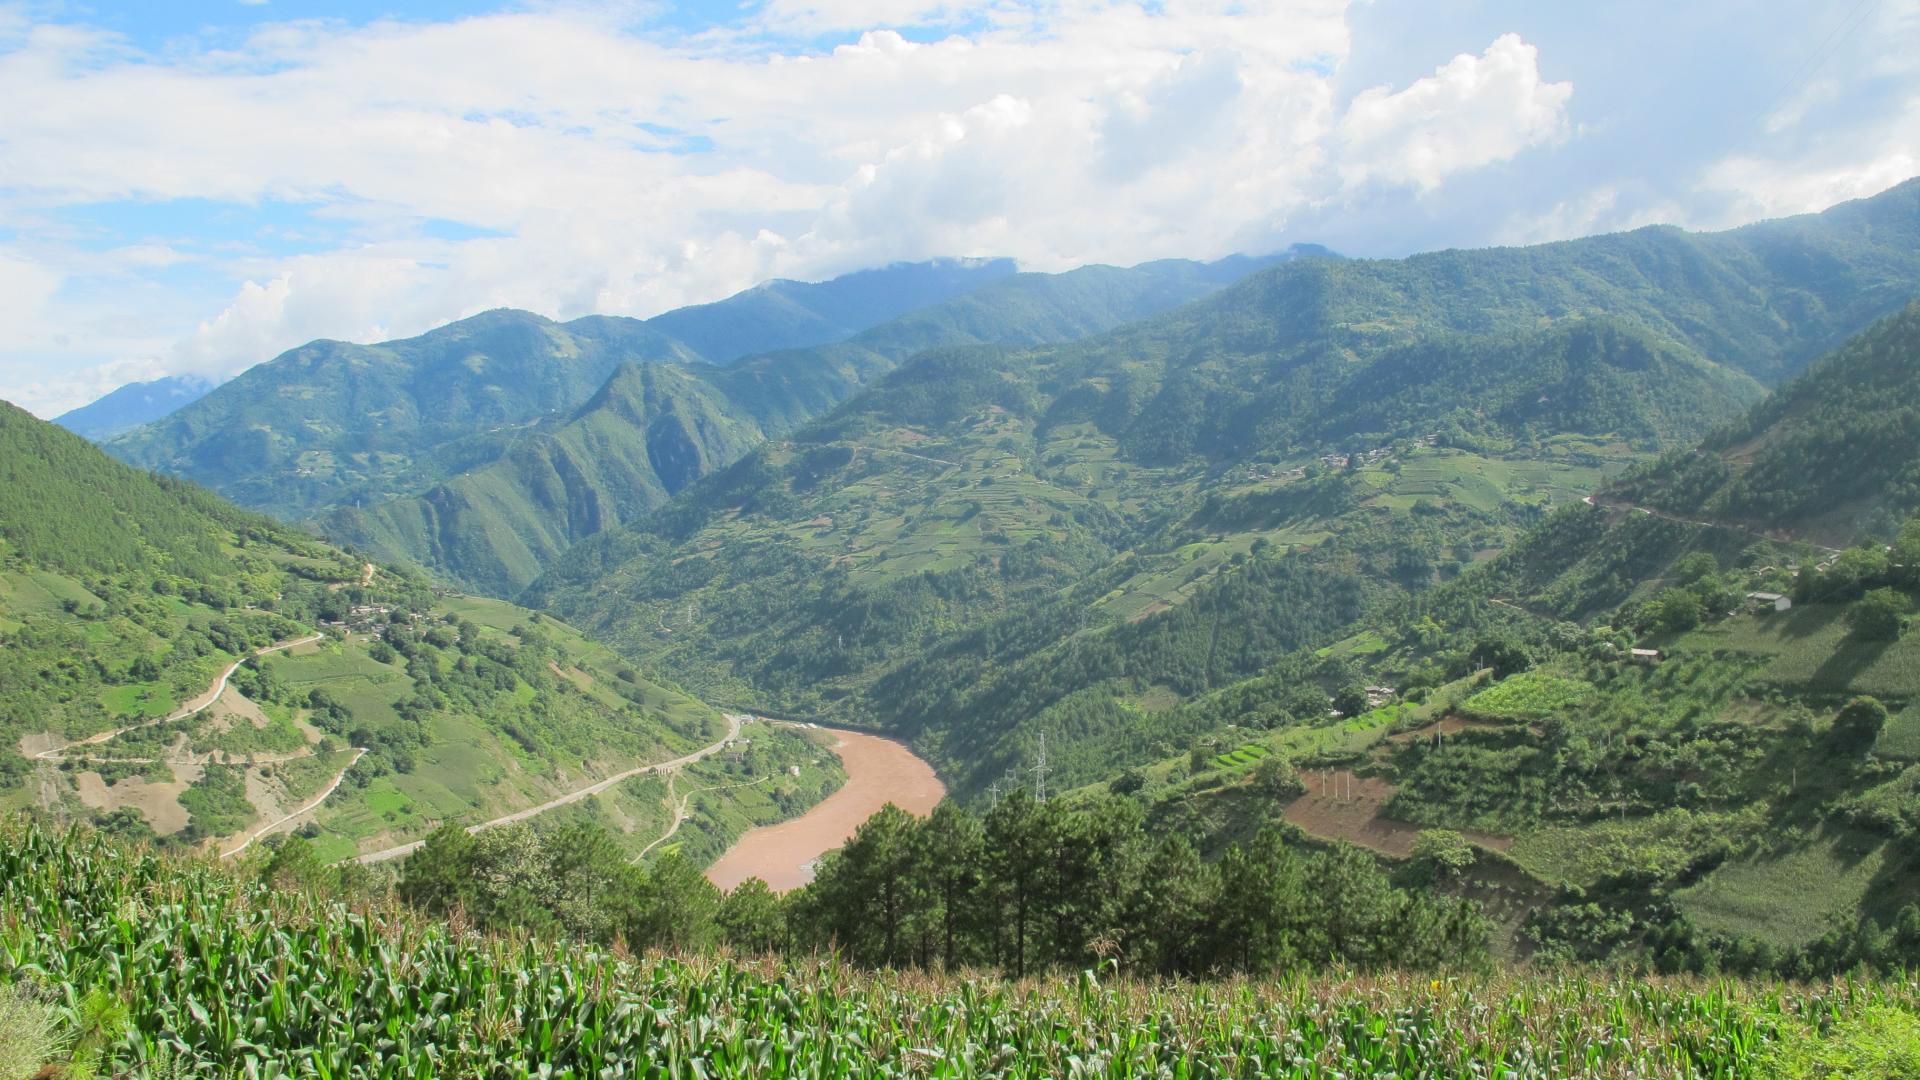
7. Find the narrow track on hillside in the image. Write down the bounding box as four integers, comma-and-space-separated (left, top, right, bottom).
355, 713, 747, 865
220, 747, 369, 860
32, 634, 325, 762
1585, 497, 1842, 555
635, 771, 773, 862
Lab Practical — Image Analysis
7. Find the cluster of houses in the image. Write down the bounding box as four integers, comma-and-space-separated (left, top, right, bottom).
1319, 448, 1397, 470
1319, 437, 1439, 472
321, 603, 421, 637
1242, 437, 1442, 482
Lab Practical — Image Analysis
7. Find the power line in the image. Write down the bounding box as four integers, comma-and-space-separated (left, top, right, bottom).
1761, 0, 1880, 128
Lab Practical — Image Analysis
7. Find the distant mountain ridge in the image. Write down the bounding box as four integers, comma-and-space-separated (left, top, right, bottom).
523, 178, 1920, 795
319, 254, 1304, 593
646, 257, 1019, 364
101, 258, 1028, 522
55, 374, 215, 440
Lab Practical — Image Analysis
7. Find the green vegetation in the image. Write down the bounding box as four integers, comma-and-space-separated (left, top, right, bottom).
1617, 299, 1920, 541
114, 258, 1266, 595
527, 181, 1920, 809
0, 398, 766, 865
1460, 671, 1595, 720
10, 823, 1920, 1077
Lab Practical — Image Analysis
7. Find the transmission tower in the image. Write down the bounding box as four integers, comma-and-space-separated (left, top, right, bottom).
1032, 732, 1050, 803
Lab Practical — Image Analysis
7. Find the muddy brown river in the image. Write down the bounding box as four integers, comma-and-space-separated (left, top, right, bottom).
705, 725, 944, 892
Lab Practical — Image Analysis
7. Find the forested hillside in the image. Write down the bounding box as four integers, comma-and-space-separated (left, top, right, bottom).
318, 256, 1290, 593
1615, 299, 1920, 542
1067, 306, 1920, 973
0, 401, 827, 865
527, 182, 1920, 800
106, 308, 695, 521
100, 259, 1016, 522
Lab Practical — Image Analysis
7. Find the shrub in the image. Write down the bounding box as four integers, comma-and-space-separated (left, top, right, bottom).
1833, 697, 1891, 755
1849, 588, 1910, 641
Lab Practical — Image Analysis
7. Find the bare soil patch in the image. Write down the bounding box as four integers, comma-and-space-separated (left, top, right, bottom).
1386, 715, 1502, 746
208, 687, 270, 733
75, 765, 200, 836
1284, 772, 1511, 858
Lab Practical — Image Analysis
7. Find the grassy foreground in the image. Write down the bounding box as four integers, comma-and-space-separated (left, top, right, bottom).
3, 826, 1918, 1077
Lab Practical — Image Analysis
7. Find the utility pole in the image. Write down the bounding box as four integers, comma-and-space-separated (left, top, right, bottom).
989, 779, 1001, 807
1032, 732, 1049, 803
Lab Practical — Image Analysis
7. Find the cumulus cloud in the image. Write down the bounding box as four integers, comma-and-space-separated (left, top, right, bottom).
1337, 33, 1571, 194
0, 2, 1588, 415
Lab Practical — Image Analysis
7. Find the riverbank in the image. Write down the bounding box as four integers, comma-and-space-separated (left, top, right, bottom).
705, 725, 943, 891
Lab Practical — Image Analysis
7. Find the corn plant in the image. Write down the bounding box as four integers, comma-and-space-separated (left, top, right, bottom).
0, 822, 1915, 1078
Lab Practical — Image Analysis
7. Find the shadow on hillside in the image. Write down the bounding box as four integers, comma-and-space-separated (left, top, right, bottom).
1776, 603, 1843, 643
1808, 638, 1891, 693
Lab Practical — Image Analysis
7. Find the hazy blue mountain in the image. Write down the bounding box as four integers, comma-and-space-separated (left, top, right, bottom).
54, 374, 215, 441
645, 257, 1020, 364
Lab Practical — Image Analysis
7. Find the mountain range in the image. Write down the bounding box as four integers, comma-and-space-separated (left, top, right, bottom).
100, 253, 1306, 593
10, 177, 1920, 978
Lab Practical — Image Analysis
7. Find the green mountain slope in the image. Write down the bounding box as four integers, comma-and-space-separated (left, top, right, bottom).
1023, 304, 1920, 972
320, 256, 1293, 594
526, 181, 1920, 801
1614, 299, 1920, 542
105, 309, 697, 521
0, 400, 828, 864
100, 260, 1022, 526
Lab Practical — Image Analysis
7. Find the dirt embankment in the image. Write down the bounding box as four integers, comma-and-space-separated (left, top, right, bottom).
705, 728, 944, 893
1284, 770, 1512, 859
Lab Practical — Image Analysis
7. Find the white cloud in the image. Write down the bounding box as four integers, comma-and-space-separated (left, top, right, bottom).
0, 249, 59, 337
1695, 2, 1920, 226
0, 4, 1592, 415
1337, 32, 1571, 194
1701, 148, 1920, 223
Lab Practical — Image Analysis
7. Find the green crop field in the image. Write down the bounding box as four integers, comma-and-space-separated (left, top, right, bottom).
6, 824, 1920, 1078
1461, 672, 1596, 720
1673, 604, 1920, 699
1675, 830, 1896, 948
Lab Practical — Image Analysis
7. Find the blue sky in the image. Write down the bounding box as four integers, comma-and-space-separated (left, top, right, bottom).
2, 0, 1916, 415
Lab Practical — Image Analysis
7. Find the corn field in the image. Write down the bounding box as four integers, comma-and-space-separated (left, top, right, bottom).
0, 823, 1915, 1078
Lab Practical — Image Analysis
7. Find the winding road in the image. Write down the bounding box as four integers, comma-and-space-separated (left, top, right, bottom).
354, 712, 747, 865
30, 632, 373, 860
219, 747, 369, 859
32, 634, 325, 761
1584, 496, 1841, 556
